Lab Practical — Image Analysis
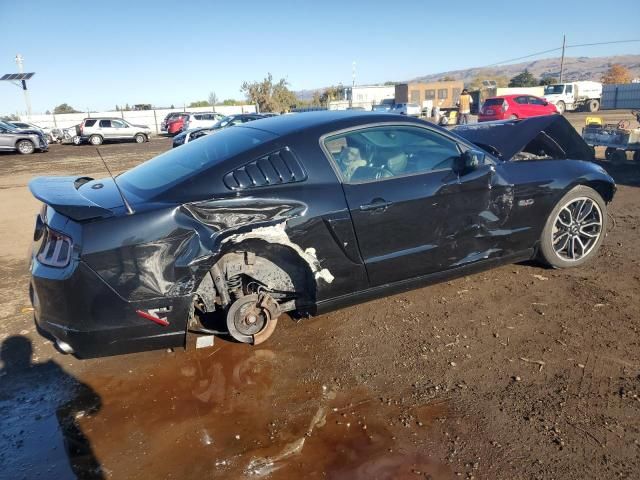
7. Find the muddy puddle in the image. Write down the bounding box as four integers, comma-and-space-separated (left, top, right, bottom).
0, 335, 453, 479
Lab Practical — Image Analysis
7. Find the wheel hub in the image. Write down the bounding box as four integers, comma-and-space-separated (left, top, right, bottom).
226, 293, 281, 344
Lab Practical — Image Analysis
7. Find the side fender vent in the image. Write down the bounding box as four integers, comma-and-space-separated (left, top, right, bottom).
223, 148, 307, 190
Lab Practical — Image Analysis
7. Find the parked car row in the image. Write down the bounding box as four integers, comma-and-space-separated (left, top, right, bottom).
172, 113, 273, 148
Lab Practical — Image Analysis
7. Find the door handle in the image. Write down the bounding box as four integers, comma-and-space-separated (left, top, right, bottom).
360, 199, 392, 211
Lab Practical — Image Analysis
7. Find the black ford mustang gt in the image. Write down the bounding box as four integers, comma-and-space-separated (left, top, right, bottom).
29, 112, 615, 358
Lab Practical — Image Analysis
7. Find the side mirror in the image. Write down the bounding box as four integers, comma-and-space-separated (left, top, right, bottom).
454, 150, 484, 175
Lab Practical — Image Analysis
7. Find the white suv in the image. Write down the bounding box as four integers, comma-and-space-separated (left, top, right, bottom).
182, 112, 224, 131
390, 103, 421, 116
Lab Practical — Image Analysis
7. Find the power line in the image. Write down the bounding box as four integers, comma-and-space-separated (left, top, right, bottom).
486, 39, 640, 67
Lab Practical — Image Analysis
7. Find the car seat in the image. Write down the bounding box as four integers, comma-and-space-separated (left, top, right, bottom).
338, 146, 367, 180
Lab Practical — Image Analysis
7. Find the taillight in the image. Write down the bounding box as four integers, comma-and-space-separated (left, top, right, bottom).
37, 226, 72, 267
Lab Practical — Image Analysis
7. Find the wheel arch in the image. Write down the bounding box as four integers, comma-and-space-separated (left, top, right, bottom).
196, 238, 319, 313
579, 179, 615, 203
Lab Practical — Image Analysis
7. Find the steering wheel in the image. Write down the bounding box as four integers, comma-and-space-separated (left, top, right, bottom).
617, 119, 631, 130
375, 167, 394, 179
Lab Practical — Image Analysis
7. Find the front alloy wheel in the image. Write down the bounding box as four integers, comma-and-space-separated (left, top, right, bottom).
538, 186, 607, 268
551, 197, 602, 262
16, 140, 35, 154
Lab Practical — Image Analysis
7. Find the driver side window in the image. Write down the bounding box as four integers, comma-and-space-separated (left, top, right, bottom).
324, 126, 461, 183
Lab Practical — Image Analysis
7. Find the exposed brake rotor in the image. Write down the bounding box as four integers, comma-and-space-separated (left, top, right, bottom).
226, 293, 280, 345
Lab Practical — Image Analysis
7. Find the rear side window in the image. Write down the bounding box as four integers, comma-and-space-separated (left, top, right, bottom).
483, 98, 504, 106
99, 120, 112, 128
118, 127, 276, 200
514, 96, 528, 104
84, 119, 97, 127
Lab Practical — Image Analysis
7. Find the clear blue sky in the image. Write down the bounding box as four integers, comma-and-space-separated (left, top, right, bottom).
1, 0, 638, 114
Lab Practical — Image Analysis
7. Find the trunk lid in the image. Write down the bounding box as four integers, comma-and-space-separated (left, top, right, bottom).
29, 176, 126, 221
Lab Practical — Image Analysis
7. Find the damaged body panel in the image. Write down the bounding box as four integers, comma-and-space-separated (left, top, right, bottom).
29, 112, 615, 358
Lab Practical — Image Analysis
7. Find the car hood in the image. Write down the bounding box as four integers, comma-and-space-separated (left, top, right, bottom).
453, 115, 593, 161
14, 128, 42, 136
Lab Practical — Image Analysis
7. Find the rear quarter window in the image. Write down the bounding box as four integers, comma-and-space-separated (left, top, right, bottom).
118, 127, 276, 200
84, 119, 97, 127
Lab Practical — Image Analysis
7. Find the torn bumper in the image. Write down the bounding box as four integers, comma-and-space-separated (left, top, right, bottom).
30, 259, 191, 358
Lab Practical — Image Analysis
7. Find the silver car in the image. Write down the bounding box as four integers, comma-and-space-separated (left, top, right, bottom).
0, 121, 48, 154
78, 118, 152, 145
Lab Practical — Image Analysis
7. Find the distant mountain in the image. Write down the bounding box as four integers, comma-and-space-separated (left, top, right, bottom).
295, 55, 640, 100
410, 54, 640, 84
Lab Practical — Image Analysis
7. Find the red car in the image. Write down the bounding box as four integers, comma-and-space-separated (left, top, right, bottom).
479, 94, 557, 122
167, 114, 189, 135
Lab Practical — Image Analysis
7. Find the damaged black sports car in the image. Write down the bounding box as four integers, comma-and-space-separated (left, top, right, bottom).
29, 112, 615, 358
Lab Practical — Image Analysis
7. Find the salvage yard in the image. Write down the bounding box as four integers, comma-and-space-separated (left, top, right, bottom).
1, 113, 639, 479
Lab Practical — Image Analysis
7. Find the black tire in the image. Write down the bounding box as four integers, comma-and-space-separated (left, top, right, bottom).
538, 185, 607, 269
134, 133, 146, 144
556, 101, 566, 114
509, 114, 518, 120
587, 99, 599, 112
604, 147, 615, 160
72, 136, 82, 146
89, 135, 103, 146
16, 139, 35, 155
611, 150, 627, 164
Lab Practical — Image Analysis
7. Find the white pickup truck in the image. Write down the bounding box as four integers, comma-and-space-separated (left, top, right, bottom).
543, 81, 602, 114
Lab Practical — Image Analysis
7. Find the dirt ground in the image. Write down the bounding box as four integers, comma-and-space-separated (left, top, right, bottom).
0, 113, 639, 479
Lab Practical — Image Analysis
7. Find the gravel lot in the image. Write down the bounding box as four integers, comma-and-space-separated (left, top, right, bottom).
1, 113, 639, 479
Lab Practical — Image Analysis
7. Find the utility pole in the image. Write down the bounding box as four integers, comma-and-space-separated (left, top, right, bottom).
15, 54, 32, 116
559, 35, 566, 83
349, 61, 356, 108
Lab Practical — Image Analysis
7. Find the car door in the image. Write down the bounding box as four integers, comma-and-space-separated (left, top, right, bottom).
526, 96, 548, 117
110, 119, 129, 139
513, 96, 531, 117
323, 124, 504, 287
97, 119, 115, 139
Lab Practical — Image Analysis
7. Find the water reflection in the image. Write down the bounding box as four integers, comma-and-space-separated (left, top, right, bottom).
0, 336, 103, 479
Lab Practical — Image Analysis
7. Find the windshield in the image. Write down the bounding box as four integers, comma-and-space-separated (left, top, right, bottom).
118, 126, 276, 201
213, 116, 233, 129
0, 121, 18, 131
544, 85, 565, 95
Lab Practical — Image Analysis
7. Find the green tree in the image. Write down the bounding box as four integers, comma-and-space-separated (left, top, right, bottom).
222, 99, 241, 106
45, 110, 51, 115
53, 103, 79, 114
538, 76, 557, 86
311, 91, 322, 107
124, 103, 131, 111
508, 69, 538, 87
188, 100, 209, 108
466, 74, 509, 90
319, 84, 346, 105
170, 104, 175, 109
241, 73, 297, 113
208, 91, 219, 106
0, 114, 19, 121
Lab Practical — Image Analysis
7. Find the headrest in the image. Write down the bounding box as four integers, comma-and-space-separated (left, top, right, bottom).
387, 153, 408, 175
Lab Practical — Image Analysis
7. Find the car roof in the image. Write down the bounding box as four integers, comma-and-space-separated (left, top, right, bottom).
237, 110, 417, 136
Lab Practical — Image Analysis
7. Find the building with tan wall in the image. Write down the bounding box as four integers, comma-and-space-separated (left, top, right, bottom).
395, 80, 464, 109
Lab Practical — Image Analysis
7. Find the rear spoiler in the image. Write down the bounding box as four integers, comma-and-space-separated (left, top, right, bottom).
29, 176, 114, 221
